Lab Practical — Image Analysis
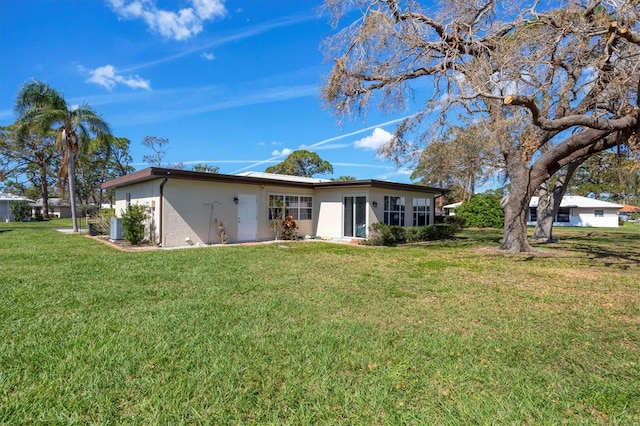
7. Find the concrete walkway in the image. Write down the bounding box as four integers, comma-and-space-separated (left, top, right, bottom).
55, 228, 87, 234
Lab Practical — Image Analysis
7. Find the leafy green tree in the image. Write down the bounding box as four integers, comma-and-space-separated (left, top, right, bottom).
331, 175, 357, 181
2, 124, 59, 220
569, 151, 640, 205
455, 194, 504, 228
76, 136, 134, 206
266, 150, 333, 177
15, 81, 111, 231
9, 200, 31, 222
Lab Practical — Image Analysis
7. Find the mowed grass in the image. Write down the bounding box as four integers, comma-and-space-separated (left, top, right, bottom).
1, 221, 639, 424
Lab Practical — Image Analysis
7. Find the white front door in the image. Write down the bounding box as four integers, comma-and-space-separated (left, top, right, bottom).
237, 194, 258, 242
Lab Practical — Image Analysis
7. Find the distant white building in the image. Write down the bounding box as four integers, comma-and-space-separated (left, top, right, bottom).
443, 201, 462, 216
0, 193, 33, 222
444, 195, 623, 228
528, 195, 622, 228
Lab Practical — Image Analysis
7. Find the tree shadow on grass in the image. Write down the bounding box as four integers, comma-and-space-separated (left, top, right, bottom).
455, 229, 504, 246
549, 232, 640, 268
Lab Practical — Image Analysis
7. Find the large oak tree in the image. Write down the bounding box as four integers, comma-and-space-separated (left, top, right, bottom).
322, 0, 640, 252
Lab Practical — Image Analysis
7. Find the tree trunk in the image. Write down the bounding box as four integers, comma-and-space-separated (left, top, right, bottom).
500, 187, 534, 252
500, 146, 534, 252
532, 187, 555, 241
533, 162, 580, 242
38, 158, 50, 219
68, 152, 78, 232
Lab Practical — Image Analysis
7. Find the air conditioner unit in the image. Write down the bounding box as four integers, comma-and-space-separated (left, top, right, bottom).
110, 217, 123, 240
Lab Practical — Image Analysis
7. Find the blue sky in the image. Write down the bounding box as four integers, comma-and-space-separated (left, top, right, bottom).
0, 0, 427, 182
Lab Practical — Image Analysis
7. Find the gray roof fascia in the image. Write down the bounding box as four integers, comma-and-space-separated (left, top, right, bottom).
102, 167, 449, 194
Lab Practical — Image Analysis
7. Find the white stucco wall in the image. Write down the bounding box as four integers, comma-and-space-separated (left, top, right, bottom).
314, 188, 373, 239
527, 208, 620, 228
119, 179, 317, 247
0, 202, 10, 221
115, 180, 161, 243
314, 187, 437, 240
368, 188, 436, 227
161, 179, 240, 247
568, 208, 619, 227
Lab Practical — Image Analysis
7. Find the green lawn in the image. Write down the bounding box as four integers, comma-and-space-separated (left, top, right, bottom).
1, 221, 639, 424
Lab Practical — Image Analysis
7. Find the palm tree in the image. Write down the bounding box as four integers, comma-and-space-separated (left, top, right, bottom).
16, 81, 111, 231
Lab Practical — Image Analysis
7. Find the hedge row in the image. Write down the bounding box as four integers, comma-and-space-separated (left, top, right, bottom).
366, 222, 459, 246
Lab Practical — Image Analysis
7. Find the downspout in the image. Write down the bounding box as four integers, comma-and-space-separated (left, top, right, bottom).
436, 191, 447, 220
158, 178, 168, 246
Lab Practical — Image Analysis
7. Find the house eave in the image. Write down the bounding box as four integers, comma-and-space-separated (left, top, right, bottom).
102, 167, 318, 190
102, 168, 450, 194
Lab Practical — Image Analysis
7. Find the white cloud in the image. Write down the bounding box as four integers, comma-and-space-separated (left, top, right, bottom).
87, 65, 151, 90
271, 148, 292, 157
108, 0, 226, 41
354, 128, 393, 150
201, 52, 215, 60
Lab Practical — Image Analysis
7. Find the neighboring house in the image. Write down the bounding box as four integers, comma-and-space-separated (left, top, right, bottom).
0, 193, 33, 222
618, 204, 640, 222
445, 195, 622, 227
443, 202, 462, 216
30, 198, 72, 219
528, 195, 623, 228
101, 167, 448, 248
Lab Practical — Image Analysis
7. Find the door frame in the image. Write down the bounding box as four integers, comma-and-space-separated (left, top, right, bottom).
237, 194, 258, 242
342, 194, 368, 238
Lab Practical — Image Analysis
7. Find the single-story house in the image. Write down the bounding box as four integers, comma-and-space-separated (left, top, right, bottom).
101, 167, 448, 248
528, 195, 623, 228
0, 193, 33, 222
30, 198, 72, 218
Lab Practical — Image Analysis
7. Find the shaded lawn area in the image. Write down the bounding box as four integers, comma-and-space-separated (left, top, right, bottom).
1, 221, 639, 424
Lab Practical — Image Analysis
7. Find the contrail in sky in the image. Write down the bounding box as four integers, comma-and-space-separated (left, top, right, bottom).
232, 114, 417, 173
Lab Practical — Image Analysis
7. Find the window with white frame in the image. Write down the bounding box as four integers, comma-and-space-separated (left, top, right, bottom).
412, 197, 431, 226
594, 209, 604, 217
269, 194, 312, 221
384, 196, 405, 226
268, 195, 284, 221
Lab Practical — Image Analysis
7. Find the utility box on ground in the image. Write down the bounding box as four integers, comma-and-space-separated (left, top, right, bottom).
110, 217, 123, 240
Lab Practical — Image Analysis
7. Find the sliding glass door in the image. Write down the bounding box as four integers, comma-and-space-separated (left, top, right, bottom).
344, 196, 367, 237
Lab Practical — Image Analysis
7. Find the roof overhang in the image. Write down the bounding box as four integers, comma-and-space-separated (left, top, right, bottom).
102, 167, 449, 194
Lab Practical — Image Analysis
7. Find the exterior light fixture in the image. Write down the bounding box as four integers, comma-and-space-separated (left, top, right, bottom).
234, 197, 239, 204
372, 201, 378, 208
